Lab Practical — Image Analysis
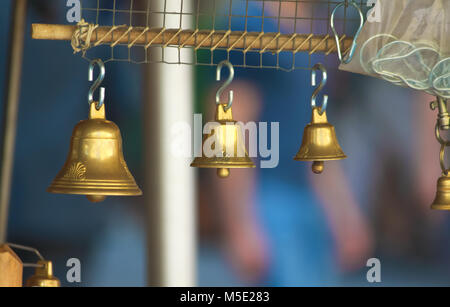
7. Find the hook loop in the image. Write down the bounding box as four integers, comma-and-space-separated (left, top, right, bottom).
435, 121, 450, 147
88, 59, 106, 110
330, 0, 364, 64
216, 60, 234, 111
311, 63, 328, 114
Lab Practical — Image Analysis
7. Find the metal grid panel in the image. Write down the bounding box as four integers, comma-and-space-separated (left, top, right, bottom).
79, 0, 368, 71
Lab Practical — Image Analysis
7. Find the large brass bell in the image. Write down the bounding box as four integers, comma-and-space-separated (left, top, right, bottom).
294, 63, 346, 174
25, 260, 60, 287
191, 60, 255, 178
48, 59, 142, 202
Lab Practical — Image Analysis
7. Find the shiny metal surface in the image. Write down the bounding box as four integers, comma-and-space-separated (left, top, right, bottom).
48, 103, 142, 202
191, 104, 255, 178
294, 107, 347, 174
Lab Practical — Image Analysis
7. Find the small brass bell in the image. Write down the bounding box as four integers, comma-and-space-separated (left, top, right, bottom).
191, 60, 255, 178
191, 104, 255, 178
431, 175, 450, 210
294, 63, 346, 174
48, 102, 142, 202
294, 107, 347, 174
25, 260, 60, 287
431, 140, 450, 210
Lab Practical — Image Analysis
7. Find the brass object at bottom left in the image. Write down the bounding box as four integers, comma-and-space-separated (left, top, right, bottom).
25, 260, 60, 287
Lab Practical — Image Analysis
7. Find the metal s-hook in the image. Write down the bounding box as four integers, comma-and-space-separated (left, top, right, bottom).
7, 243, 46, 268
311, 63, 328, 114
88, 59, 106, 110
216, 60, 234, 111
330, 0, 364, 64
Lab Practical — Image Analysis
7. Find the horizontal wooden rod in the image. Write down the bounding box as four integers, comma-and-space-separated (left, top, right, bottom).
32, 23, 352, 54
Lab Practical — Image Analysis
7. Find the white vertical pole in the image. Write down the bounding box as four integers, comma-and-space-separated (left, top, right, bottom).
145, 0, 196, 287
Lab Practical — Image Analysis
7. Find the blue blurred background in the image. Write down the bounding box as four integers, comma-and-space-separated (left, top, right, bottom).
1, 0, 450, 286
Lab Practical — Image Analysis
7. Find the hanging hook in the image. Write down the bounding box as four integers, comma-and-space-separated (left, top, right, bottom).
88, 59, 106, 110
311, 63, 329, 114
216, 60, 234, 111
7, 243, 46, 268
330, 0, 364, 64
431, 96, 450, 130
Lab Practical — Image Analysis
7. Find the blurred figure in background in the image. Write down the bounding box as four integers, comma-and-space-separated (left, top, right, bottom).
197, 0, 450, 286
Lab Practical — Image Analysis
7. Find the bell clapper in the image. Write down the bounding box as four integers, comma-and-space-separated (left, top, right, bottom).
217, 168, 230, 178
87, 195, 107, 203
312, 161, 324, 174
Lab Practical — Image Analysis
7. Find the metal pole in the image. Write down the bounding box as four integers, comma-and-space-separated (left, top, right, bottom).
0, 0, 28, 244
145, 0, 196, 286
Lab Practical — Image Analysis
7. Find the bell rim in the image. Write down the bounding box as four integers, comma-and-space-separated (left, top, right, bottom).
190, 163, 256, 169
431, 203, 450, 211
47, 186, 143, 196
293, 155, 347, 162
190, 160, 256, 168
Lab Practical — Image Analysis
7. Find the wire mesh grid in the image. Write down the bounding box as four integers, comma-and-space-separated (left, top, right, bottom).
78, 0, 368, 71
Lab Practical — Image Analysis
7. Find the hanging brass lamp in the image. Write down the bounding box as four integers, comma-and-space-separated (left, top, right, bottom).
294, 63, 347, 174
48, 59, 142, 202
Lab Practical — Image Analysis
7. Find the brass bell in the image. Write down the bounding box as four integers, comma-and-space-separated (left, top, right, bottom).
295, 63, 346, 174
25, 260, 60, 287
431, 175, 450, 210
191, 104, 255, 178
48, 102, 142, 202
294, 107, 347, 174
191, 60, 255, 178
431, 141, 450, 210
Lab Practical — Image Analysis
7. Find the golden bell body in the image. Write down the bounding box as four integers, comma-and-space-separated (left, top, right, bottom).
191, 104, 255, 178
294, 107, 346, 173
431, 174, 450, 210
48, 103, 142, 202
25, 261, 60, 287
